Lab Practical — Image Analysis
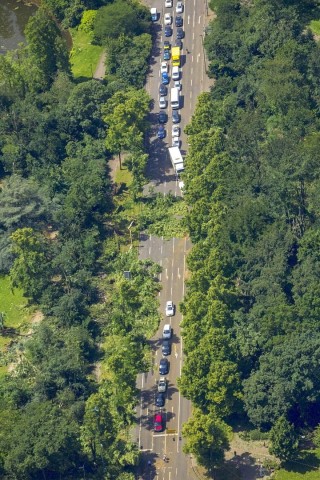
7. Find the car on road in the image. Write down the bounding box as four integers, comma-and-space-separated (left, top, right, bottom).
159, 84, 168, 96
154, 412, 164, 432
172, 110, 180, 123
172, 125, 180, 137
175, 38, 183, 49
159, 357, 169, 375
159, 96, 167, 109
157, 125, 166, 139
164, 13, 172, 25
163, 323, 172, 338
175, 16, 183, 27
174, 80, 182, 90
176, 28, 184, 39
158, 110, 167, 123
155, 392, 165, 407
176, 1, 184, 13
165, 300, 175, 316
162, 340, 171, 356
164, 25, 172, 37
163, 40, 171, 50
158, 377, 167, 393
165, 0, 173, 7
161, 61, 168, 74
172, 136, 180, 148
172, 66, 180, 80
163, 49, 170, 60
161, 72, 169, 84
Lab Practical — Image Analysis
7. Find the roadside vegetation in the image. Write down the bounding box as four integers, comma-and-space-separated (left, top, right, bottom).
179, 0, 320, 475
0, 1, 158, 478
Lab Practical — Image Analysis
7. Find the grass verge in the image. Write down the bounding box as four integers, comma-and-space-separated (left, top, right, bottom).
274, 449, 320, 480
70, 28, 104, 80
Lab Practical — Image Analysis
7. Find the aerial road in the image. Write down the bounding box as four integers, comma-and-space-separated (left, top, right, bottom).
136, 1, 212, 478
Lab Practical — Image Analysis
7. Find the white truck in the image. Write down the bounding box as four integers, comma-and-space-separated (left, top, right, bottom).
168, 146, 184, 174
170, 87, 180, 110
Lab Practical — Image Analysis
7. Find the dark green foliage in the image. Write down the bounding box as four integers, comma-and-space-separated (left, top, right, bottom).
269, 417, 299, 462
93, 0, 149, 44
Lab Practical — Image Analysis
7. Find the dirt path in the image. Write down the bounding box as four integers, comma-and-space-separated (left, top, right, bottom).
93, 51, 106, 80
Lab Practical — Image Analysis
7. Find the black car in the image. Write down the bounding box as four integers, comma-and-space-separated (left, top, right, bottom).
159, 84, 168, 96
163, 40, 171, 50
175, 16, 183, 27
155, 392, 165, 407
159, 358, 169, 375
158, 110, 167, 124
164, 25, 172, 37
162, 340, 171, 356
176, 28, 184, 39
175, 39, 183, 49
172, 110, 180, 124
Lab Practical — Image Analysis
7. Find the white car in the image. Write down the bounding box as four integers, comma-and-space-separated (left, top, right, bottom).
163, 323, 172, 338
172, 125, 180, 137
172, 66, 180, 80
165, 301, 175, 317
174, 80, 182, 91
159, 96, 167, 109
176, 2, 184, 13
158, 377, 167, 393
164, 13, 172, 25
172, 136, 180, 148
165, 0, 173, 7
161, 61, 168, 73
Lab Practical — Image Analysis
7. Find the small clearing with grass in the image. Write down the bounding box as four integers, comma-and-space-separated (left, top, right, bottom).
70, 28, 104, 80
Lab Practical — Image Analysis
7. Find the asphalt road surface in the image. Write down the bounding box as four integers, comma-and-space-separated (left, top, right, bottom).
136, 1, 212, 478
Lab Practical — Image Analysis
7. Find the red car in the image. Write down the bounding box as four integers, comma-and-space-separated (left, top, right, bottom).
154, 413, 164, 432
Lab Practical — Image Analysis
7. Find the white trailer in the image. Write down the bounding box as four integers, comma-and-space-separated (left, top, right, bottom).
168, 146, 184, 174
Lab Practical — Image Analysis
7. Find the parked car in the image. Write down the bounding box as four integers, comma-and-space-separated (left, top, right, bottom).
175, 38, 183, 49
161, 61, 168, 74
172, 125, 180, 137
159, 84, 168, 96
175, 16, 183, 27
163, 49, 171, 60
159, 96, 167, 109
172, 136, 180, 148
164, 25, 172, 37
163, 40, 171, 50
154, 412, 164, 432
155, 392, 165, 407
158, 110, 168, 123
159, 358, 169, 375
165, 301, 175, 316
172, 66, 180, 80
176, 1, 184, 13
162, 72, 169, 84
165, 0, 173, 7
163, 323, 172, 338
174, 80, 182, 90
164, 13, 172, 25
172, 110, 180, 123
176, 28, 184, 39
162, 340, 171, 356
157, 125, 166, 139
158, 377, 167, 393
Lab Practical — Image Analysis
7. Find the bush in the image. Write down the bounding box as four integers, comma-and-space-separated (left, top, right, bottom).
79, 10, 98, 33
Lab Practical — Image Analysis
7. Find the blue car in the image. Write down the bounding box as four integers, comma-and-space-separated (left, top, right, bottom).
163, 50, 171, 60
157, 125, 166, 139
162, 72, 169, 84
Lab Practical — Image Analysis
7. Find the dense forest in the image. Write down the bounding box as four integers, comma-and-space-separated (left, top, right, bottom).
180, 0, 320, 470
0, 1, 156, 479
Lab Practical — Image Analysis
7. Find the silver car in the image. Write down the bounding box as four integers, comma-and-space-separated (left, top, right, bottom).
158, 377, 167, 393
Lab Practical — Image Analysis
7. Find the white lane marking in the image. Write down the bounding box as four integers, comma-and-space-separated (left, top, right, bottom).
193, 31, 195, 40
190, 91, 192, 100
188, 15, 190, 24
197, 53, 200, 63
166, 268, 168, 280
149, 245, 151, 255
178, 267, 181, 279
191, 78, 193, 87
159, 273, 162, 281
161, 244, 163, 255
191, 56, 193, 63
198, 15, 201, 24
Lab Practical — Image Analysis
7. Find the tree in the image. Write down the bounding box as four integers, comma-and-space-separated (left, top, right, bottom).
182, 409, 231, 471
25, 7, 70, 90
269, 416, 299, 462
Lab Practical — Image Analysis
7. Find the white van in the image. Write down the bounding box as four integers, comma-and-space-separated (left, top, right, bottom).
170, 87, 180, 109
162, 324, 172, 339
172, 66, 180, 80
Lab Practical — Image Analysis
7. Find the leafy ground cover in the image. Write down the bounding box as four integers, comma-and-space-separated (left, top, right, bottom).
70, 28, 104, 80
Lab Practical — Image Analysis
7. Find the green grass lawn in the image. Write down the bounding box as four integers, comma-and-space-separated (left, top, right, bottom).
274, 449, 320, 480
309, 19, 320, 35
0, 275, 29, 349
70, 28, 104, 80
